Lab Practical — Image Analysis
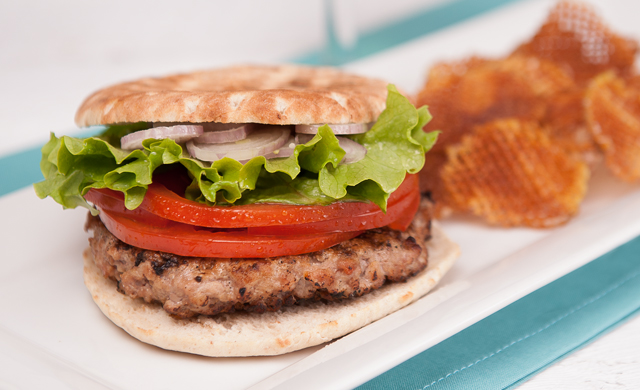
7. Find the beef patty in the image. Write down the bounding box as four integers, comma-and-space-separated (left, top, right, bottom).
85, 199, 433, 319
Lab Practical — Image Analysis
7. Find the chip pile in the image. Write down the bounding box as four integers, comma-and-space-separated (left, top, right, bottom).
417, 1, 640, 227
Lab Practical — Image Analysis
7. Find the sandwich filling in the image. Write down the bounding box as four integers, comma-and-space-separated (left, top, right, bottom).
35, 85, 437, 214
85, 197, 433, 318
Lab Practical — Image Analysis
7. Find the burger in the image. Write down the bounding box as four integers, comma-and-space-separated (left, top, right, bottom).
34, 65, 459, 356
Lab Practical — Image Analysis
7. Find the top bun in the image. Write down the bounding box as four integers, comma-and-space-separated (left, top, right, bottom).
75, 65, 389, 127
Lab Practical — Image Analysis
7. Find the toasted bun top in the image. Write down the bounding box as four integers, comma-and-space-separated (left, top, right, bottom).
75, 65, 389, 127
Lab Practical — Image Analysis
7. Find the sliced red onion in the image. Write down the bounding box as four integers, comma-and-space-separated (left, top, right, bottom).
194, 124, 251, 144
295, 123, 370, 135
294, 133, 314, 145
262, 137, 297, 160
338, 136, 367, 164
187, 126, 290, 162
121, 125, 203, 150
295, 134, 367, 164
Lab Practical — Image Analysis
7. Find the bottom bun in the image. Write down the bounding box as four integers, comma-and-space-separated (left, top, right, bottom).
83, 222, 460, 357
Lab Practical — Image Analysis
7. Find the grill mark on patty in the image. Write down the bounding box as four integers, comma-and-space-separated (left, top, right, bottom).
135, 252, 145, 267
85, 197, 434, 318
151, 254, 180, 276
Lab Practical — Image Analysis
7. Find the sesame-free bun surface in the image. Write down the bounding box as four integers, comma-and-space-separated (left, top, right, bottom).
82, 223, 459, 357
75, 65, 389, 127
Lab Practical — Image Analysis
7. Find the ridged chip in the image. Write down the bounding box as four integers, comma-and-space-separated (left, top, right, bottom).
541, 88, 599, 162
415, 56, 576, 216
585, 71, 640, 182
416, 55, 574, 151
440, 119, 589, 227
513, 1, 638, 84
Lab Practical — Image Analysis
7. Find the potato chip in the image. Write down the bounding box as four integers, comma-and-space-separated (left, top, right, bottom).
417, 56, 574, 151
514, 1, 638, 84
416, 58, 483, 151
585, 71, 640, 182
441, 119, 589, 227
542, 88, 599, 162
416, 56, 577, 218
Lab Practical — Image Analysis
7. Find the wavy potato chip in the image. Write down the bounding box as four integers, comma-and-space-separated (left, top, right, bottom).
417, 56, 574, 151
585, 72, 640, 182
416, 58, 484, 151
542, 88, 599, 162
513, 1, 637, 84
416, 56, 577, 218
441, 119, 589, 227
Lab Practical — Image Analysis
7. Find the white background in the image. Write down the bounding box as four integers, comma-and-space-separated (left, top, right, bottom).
0, 0, 450, 156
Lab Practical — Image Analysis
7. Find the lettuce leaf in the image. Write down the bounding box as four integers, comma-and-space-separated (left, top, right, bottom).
35, 85, 437, 211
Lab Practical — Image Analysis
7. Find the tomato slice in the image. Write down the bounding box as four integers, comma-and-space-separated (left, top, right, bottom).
246, 186, 420, 235
88, 174, 418, 229
84, 174, 421, 258
87, 176, 420, 236
387, 190, 421, 231
96, 206, 363, 258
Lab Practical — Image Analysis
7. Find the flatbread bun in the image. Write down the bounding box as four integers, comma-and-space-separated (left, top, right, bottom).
75, 65, 389, 127
83, 223, 459, 357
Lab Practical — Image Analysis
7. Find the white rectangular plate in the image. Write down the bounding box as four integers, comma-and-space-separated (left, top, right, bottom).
2, 0, 639, 389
